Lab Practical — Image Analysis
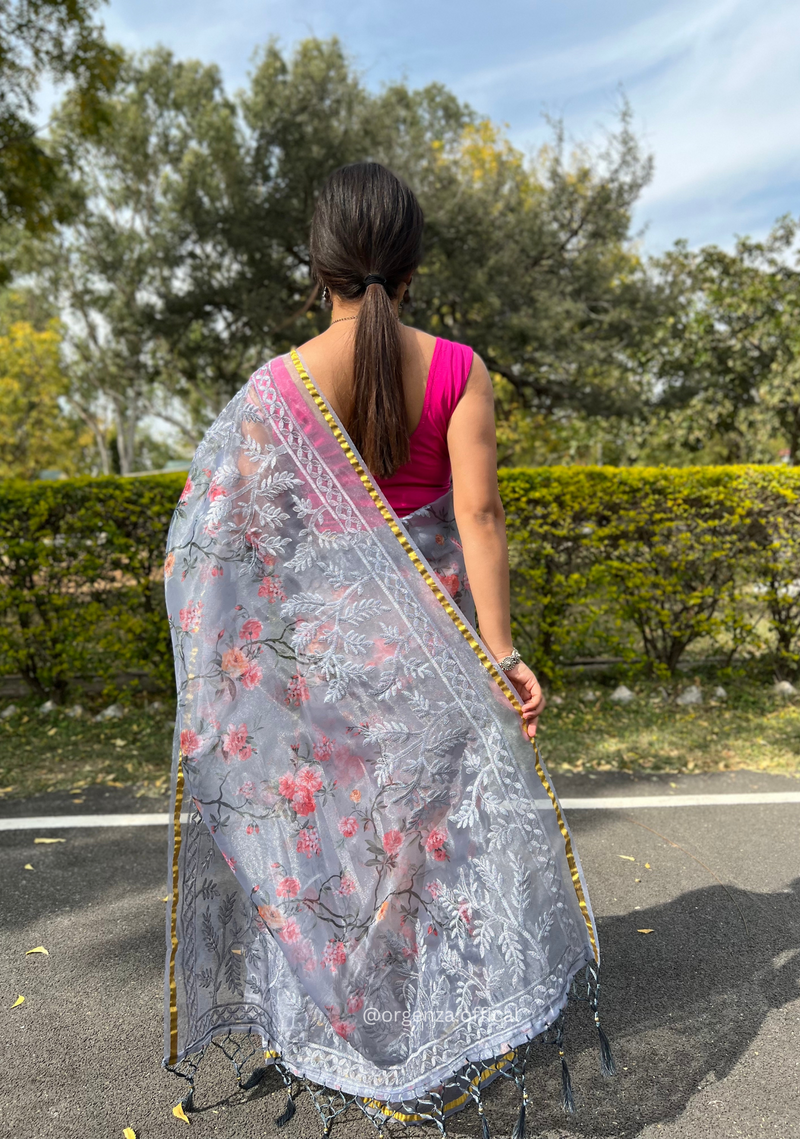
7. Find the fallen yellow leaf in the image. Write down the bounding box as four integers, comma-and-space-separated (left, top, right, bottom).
46, 727, 58, 736
106, 781, 126, 788
113, 738, 126, 748
0, 785, 15, 794
644, 862, 651, 869
23, 863, 34, 871
25, 946, 48, 956
634, 877, 642, 882
172, 1102, 190, 1124
618, 855, 635, 861
669, 781, 678, 788
10, 994, 24, 1008
637, 928, 654, 934
34, 837, 65, 844
123, 1128, 137, 1139
161, 896, 169, 903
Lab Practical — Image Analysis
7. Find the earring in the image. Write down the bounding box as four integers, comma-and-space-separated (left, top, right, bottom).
321, 285, 330, 307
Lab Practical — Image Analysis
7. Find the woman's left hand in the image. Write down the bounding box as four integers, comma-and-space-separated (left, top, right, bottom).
504, 659, 546, 737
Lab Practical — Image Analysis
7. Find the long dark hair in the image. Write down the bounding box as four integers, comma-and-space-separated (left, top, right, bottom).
309, 162, 424, 478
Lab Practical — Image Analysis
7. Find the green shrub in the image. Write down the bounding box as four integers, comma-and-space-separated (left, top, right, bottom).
1, 465, 800, 700
0, 474, 184, 700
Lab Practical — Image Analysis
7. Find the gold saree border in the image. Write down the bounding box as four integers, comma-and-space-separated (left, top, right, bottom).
289, 348, 598, 962
168, 754, 185, 1064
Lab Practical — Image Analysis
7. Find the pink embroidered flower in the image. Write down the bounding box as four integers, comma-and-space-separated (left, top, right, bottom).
279, 918, 302, 943
425, 827, 448, 853
296, 765, 323, 793
435, 572, 460, 596
285, 674, 310, 706
426, 881, 441, 899
338, 816, 358, 838
179, 600, 203, 632
432, 847, 447, 861
291, 789, 316, 817
257, 904, 285, 930
208, 479, 227, 501
222, 723, 248, 759
278, 774, 297, 798
458, 902, 472, 924
240, 618, 263, 641
180, 729, 201, 757
382, 829, 404, 855
238, 781, 255, 798
346, 993, 364, 1014
222, 852, 236, 873
376, 900, 389, 921
435, 533, 445, 545
313, 734, 334, 762
238, 744, 253, 762
241, 661, 263, 690
276, 876, 300, 899
296, 827, 321, 858
331, 1013, 356, 1039
322, 939, 347, 973
164, 552, 175, 579
338, 874, 357, 895
221, 647, 248, 676
349, 788, 361, 803
258, 575, 286, 602
178, 477, 193, 504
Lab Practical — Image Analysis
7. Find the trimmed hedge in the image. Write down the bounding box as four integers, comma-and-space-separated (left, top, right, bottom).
1, 466, 800, 699
502, 466, 800, 680
0, 474, 184, 699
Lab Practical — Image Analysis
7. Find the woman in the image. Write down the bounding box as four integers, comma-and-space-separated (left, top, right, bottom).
163, 162, 612, 1135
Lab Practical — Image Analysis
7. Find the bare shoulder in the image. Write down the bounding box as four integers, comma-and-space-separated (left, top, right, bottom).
462, 350, 494, 401
400, 324, 438, 364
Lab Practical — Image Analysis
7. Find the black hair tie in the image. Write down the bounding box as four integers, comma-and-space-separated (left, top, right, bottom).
364, 274, 387, 288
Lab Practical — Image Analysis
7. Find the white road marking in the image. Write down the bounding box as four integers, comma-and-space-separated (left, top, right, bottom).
0, 791, 799, 831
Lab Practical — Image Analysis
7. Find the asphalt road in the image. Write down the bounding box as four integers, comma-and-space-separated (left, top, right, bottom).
2, 770, 799, 1139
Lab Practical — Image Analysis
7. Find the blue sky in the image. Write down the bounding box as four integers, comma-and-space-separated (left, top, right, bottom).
89, 0, 800, 252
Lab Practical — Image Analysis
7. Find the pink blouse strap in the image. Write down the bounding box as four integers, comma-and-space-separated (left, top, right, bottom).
426, 338, 474, 437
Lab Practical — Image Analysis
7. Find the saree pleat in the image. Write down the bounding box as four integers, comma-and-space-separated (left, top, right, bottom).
162, 350, 608, 1129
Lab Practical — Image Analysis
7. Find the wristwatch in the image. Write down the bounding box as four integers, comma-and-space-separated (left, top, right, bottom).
496, 647, 522, 672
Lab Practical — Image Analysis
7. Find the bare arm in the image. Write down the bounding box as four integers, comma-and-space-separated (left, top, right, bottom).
447, 355, 545, 736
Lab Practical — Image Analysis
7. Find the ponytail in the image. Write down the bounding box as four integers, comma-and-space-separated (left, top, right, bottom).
352, 279, 408, 478
309, 162, 424, 479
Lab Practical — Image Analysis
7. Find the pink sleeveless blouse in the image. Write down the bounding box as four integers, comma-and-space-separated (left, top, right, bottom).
373, 337, 474, 517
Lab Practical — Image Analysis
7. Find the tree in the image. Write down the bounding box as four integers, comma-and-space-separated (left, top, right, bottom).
26, 37, 657, 471
0, 295, 91, 477
647, 218, 800, 464
0, 0, 120, 274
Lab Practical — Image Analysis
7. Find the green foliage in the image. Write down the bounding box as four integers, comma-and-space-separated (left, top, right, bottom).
0, 473, 183, 699
3, 466, 800, 700
0, 0, 121, 265
19, 38, 655, 474
500, 465, 800, 682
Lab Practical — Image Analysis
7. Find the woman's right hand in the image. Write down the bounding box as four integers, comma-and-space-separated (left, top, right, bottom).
504, 660, 546, 738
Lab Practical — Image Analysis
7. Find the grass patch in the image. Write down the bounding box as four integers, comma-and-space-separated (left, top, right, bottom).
1, 676, 799, 802
0, 698, 175, 801
540, 677, 800, 775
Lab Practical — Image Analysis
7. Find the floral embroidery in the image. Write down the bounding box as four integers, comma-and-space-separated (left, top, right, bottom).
296, 827, 321, 858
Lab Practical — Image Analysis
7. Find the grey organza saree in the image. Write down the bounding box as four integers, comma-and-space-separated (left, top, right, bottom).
162, 350, 613, 1133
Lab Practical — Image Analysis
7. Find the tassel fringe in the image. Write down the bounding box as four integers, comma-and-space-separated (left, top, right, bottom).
560, 1056, 575, 1114
180, 1088, 194, 1113
597, 1023, 617, 1077
511, 1099, 526, 1139
276, 1091, 296, 1127
480, 1113, 491, 1139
